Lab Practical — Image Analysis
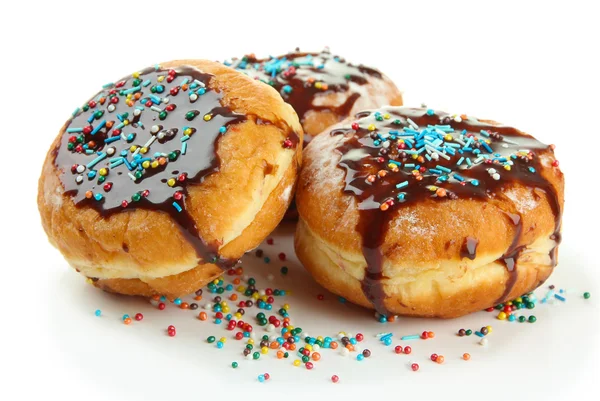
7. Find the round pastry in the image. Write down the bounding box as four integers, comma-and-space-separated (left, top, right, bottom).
38, 60, 303, 298
295, 107, 563, 318
226, 49, 403, 145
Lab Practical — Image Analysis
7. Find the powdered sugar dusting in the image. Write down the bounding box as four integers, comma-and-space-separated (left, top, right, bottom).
505, 189, 538, 213
280, 184, 293, 203
303, 131, 346, 191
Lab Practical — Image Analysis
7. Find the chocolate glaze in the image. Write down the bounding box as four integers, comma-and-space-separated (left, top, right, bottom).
227, 49, 382, 144
54, 66, 248, 269
333, 107, 562, 315
460, 237, 479, 261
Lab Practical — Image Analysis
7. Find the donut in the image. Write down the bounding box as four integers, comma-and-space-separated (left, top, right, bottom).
225, 49, 403, 145
295, 107, 563, 318
38, 60, 303, 298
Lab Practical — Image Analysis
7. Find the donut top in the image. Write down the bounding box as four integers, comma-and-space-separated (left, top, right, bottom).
225, 49, 382, 142
53, 65, 254, 268
332, 107, 562, 314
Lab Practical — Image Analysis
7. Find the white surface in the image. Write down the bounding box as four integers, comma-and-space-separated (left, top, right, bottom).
2, 1, 599, 400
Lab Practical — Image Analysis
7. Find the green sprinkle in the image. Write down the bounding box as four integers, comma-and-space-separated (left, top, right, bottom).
584, 292, 591, 299
528, 315, 537, 323
159, 111, 167, 120
518, 316, 526, 323
231, 361, 238, 368
281, 266, 288, 275
132, 193, 141, 202
253, 352, 260, 360
207, 336, 216, 343
526, 302, 535, 309
465, 329, 472, 336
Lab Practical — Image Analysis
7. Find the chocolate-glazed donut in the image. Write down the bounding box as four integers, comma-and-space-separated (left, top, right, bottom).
38, 60, 303, 298
295, 107, 563, 318
226, 49, 402, 145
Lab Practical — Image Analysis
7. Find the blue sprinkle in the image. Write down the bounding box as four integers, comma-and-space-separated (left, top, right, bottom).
94, 310, 102, 317
404, 163, 415, 168
160, 296, 166, 302
122, 314, 129, 321
384, 337, 393, 346
67, 127, 83, 133
457, 157, 465, 166
338, 296, 347, 303
554, 294, 566, 302
397, 193, 406, 201
258, 374, 265, 382
529, 166, 536, 173
480, 130, 490, 137
172, 202, 182, 212
90, 120, 106, 135
356, 354, 364, 361
453, 174, 465, 182
219, 126, 227, 134
198, 88, 206, 95
350, 338, 357, 345
427, 109, 434, 116
396, 181, 409, 189
215, 319, 222, 324
173, 298, 182, 305
217, 341, 224, 349
282, 85, 292, 94
87, 114, 95, 123
436, 165, 451, 173
471, 179, 480, 186
226, 284, 233, 291
475, 331, 484, 338
243, 332, 250, 338
378, 315, 387, 323
508, 314, 516, 322
181, 142, 187, 155
104, 136, 121, 144
400, 335, 420, 341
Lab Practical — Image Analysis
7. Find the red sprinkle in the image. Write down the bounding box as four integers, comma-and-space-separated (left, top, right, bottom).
394, 345, 403, 354
411, 363, 419, 371
158, 302, 166, 310
404, 346, 412, 354
331, 375, 339, 383
134, 313, 143, 321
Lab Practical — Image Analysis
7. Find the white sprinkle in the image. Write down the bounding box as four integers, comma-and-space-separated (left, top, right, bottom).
128, 172, 136, 181
474, 156, 484, 163
454, 116, 462, 123
407, 118, 419, 129
479, 338, 488, 346
259, 290, 266, 296
266, 324, 275, 332
301, 332, 308, 339
162, 97, 170, 104
204, 302, 213, 310
149, 299, 159, 307
150, 106, 162, 113
502, 144, 509, 148
243, 275, 249, 281
190, 93, 198, 102
313, 344, 321, 351
245, 353, 253, 360
132, 147, 140, 157
340, 348, 350, 356
382, 141, 390, 149
488, 168, 497, 174
157, 132, 165, 140
143, 136, 156, 148
492, 173, 501, 180
151, 125, 160, 134
76, 175, 83, 183
107, 104, 116, 112
133, 109, 141, 116
106, 147, 115, 156
76, 165, 85, 173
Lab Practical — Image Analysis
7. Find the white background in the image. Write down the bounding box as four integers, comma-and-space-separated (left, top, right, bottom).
1, 1, 599, 400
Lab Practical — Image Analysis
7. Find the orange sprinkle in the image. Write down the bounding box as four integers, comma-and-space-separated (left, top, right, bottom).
182, 84, 189, 91
123, 318, 132, 325
233, 278, 241, 285
463, 353, 471, 361
158, 157, 167, 166
380, 203, 389, 211
312, 352, 321, 361
436, 188, 447, 197
99, 97, 106, 105
277, 351, 284, 359
436, 355, 445, 364
283, 332, 291, 339
387, 316, 396, 322
346, 344, 354, 351
427, 331, 435, 338
289, 344, 296, 351
85, 191, 93, 199
330, 342, 338, 349
230, 294, 238, 301
235, 267, 243, 275
152, 295, 160, 301
283, 318, 290, 323
270, 342, 279, 349
198, 312, 207, 321
180, 302, 189, 309
321, 84, 329, 91
194, 295, 202, 301
106, 121, 114, 129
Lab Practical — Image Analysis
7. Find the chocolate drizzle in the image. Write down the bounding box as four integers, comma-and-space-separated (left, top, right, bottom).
333, 107, 563, 314
54, 66, 247, 269
227, 49, 382, 144
460, 237, 479, 260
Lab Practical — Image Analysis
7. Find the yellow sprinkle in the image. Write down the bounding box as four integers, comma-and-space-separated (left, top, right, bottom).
252, 293, 259, 300
412, 154, 418, 159
445, 134, 453, 141
247, 339, 254, 345
507, 301, 513, 305
317, 336, 324, 342
234, 312, 242, 319
283, 304, 290, 310
140, 147, 148, 154
287, 325, 294, 331
213, 279, 219, 285
98, 168, 108, 176
486, 325, 493, 333
504, 165, 511, 171
151, 161, 159, 168
515, 297, 522, 303
293, 360, 301, 367
237, 286, 246, 292
384, 113, 391, 119
86, 278, 94, 285
368, 124, 376, 131
158, 76, 165, 82
222, 307, 230, 313
220, 337, 227, 343
124, 119, 130, 126
261, 347, 268, 354
126, 94, 132, 100
203, 114, 212, 121
132, 72, 140, 78
220, 301, 228, 307
184, 128, 193, 136
314, 82, 322, 89
260, 295, 268, 302
129, 145, 137, 152
305, 344, 313, 351
167, 178, 176, 187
